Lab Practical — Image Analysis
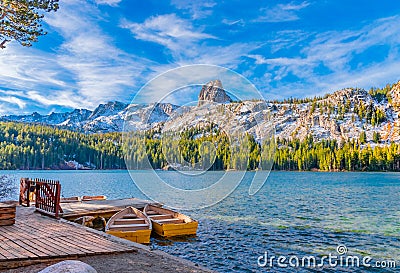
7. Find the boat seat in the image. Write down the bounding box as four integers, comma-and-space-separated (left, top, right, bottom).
122, 214, 137, 219
154, 219, 185, 224
114, 218, 146, 225
148, 214, 173, 220
108, 223, 149, 231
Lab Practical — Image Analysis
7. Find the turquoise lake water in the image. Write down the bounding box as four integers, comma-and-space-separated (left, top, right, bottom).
1, 170, 399, 272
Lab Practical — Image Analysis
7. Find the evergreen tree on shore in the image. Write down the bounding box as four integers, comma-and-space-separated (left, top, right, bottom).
0, 122, 399, 171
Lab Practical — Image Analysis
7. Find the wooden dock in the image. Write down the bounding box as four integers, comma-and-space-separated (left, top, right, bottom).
0, 206, 138, 269
19, 178, 159, 220
60, 198, 160, 220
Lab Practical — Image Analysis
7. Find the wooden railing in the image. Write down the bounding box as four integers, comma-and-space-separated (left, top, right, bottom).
19, 178, 63, 218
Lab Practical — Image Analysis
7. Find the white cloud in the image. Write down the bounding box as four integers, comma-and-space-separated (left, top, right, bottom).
170, 0, 216, 19
222, 19, 245, 26
122, 14, 259, 72
0, 44, 70, 94
0, 103, 13, 115
256, 1, 310, 23
1, 0, 397, 114
134, 65, 263, 105
25, 90, 91, 109
0, 0, 155, 114
94, 0, 122, 6
249, 15, 400, 98
44, 1, 152, 108
0, 96, 26, 109
121, 14, 215, 53
268, 30, 311, 53
181, 43, 261, 67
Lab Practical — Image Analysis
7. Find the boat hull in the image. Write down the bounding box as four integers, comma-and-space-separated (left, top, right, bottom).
106, 229, 151, 244
144, 205, 198, 237
152, 221, 198, 237
105, 206, 152, 244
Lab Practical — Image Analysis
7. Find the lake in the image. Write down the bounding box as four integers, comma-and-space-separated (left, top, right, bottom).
1, 170, 399, 272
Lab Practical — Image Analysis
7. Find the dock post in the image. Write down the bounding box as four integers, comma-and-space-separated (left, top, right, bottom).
55, 183, 61, 219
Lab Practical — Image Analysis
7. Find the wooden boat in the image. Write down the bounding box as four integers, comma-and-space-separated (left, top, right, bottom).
82, 195, 107, 201
105, 207, 152, 244
60, 196, 81, 203
144, 204, 198, 237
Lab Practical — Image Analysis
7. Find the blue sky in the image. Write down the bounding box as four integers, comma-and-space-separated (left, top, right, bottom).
0, 0, 400, 114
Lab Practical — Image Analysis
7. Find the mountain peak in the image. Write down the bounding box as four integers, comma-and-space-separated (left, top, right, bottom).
89, 101, 128, 120
198, 80, 233, 106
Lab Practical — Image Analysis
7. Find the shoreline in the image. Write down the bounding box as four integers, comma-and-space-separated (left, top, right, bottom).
1, 169, 398, 173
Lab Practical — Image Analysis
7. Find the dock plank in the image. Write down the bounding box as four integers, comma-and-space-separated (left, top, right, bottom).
2, 227, 34, 241
62, 234, 116, 254
0, 206, 138, 268
0, 252, 6, 260
0, 244, 18, 260
17, 239, 55, 257
60, 198, 160, 219
12, 240, 49, 258
72, 233, 129, 253
3, 239, 38, 260
0, 240, 28, 260
47, 237, 87, 256
32, 238, 70, 257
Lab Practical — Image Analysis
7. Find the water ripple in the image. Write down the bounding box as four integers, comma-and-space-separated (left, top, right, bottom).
1, 170, 399, 272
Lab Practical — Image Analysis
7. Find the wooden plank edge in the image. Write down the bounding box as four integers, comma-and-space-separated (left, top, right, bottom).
35, 208, 63, 218
0, 256, 79, 270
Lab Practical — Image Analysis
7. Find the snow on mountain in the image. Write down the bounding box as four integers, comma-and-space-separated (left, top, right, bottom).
158, 81, 400, 145
1, 80, 400, 145
57, 109, 93, 128
119, 103, 179, 132
0, 101, 178, 133
1, 109, 92, 129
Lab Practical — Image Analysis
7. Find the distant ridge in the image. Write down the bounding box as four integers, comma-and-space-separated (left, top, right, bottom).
0, 101, 177, 133
1, 80, 400, 145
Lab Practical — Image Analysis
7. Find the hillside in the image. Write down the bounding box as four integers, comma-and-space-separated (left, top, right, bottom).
0, 80, 399, 171
1, 80, 399, 146
0, 122, 124, 170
